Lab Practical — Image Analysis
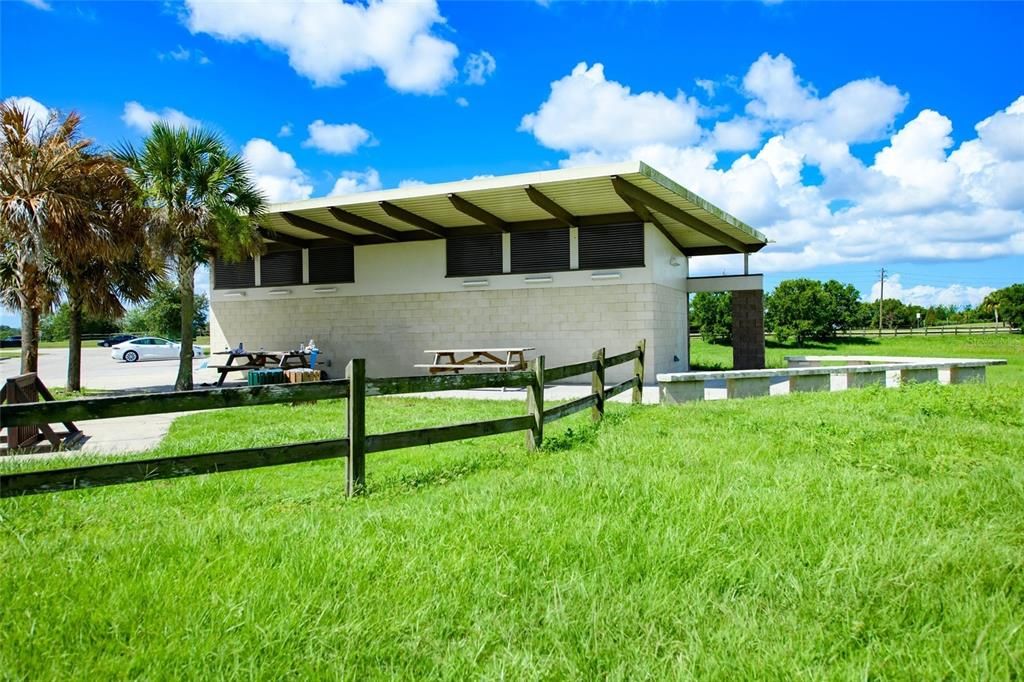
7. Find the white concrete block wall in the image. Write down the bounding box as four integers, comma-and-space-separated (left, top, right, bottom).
211, 283, 681, 383
210, 223, 693, 383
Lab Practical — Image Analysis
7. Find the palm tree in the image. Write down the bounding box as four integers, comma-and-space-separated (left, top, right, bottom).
57, 167, 159, 390
118, 124, 265, 390
0, 103, 99, 373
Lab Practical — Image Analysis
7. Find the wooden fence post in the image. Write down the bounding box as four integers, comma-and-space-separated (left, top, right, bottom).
591, 348, 605, 422
526, 355, 544, 451
346, 358, 366, 496
632, 339, 646, 405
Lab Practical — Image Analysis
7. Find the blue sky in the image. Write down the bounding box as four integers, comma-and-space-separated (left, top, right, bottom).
2, 0, 1022, 327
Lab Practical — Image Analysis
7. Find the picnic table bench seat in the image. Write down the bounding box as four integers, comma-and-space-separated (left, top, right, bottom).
412, 363, 524, 370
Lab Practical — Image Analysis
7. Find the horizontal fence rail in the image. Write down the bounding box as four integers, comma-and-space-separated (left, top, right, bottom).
366, 415, 535, 453
543, 394, 599, 424
0, 438, 349, 497
366, 371, 534, 396
1, 339, 647, 498
0, 379, 352, 427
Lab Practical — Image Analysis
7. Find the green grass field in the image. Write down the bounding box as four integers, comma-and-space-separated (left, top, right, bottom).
2, 335, 1022, 677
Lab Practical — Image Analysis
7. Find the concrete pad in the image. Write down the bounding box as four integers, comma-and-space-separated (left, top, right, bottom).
899, 367, 939, 385
789, 373, 831, 393
726, 376, 771, 399
659, 380, 705, 404
846, 370, 886, 389
949, 365, 986, 384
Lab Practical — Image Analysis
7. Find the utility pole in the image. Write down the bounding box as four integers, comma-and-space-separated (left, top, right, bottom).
878, 268, 886, 337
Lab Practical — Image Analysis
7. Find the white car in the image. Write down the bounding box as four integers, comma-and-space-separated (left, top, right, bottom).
111, 337, 206, 363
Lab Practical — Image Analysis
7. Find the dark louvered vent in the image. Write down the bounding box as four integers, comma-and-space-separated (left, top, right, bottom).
510, 228, 570, 274
213, 256, 255, 289
308, 244, 355, 284
579, 223, 644, 270
260, 249, 302, 287
446, 234, 503, 277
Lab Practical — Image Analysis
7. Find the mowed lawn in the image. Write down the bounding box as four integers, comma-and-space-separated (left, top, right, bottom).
1, 336, 1023, 678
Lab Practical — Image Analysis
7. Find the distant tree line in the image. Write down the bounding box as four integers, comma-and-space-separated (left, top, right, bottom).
691, 279, 1024, 345
37, 282, 209, 341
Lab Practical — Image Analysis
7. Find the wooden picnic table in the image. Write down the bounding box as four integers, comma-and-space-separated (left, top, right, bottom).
210, 350, 309, 386
415, 347, 535, 375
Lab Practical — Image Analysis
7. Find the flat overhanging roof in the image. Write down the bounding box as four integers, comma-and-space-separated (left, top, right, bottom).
258, 161, 768, 256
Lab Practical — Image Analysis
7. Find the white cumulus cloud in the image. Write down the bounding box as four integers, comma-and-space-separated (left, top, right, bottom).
520, 54, 1024, 276
241, 138, 313, 203
330, 168, 383, 195
303, 120, 373, 154
867, 274, 995, 307
2, 96, 53, 126
182, 0, 459, 94
122, 101, 200, 132
520, 62, 703, 154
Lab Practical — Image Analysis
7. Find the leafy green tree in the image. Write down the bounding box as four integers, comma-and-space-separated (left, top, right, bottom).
766, 279, 834, 344
982, 284, 1024, 329
118, 124, 264, 390
39, 303, 121, 341
822, 280, 866, 331
690, 292, 732, 344
121, 281, 208, 339
871, 298, 915, 329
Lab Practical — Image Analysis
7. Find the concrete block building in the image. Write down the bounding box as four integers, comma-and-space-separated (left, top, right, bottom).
209, 162, 768, 382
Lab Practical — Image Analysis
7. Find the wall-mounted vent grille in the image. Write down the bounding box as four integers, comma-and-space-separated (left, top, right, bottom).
309, 244, 354, 284
213, 256, 255, 289
446, 234, 503, 277
510, 228, 570, 274
260, 249, 302, 287
578, 223, 644, 270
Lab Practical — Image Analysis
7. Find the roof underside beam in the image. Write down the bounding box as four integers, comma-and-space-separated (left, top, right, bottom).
280, 212, 359, 245
612, 193, 691, 256
327, 207, 404, 242
378, 201, 449, 238
272, 210, 646, 243
257, 226, 310, 249
525, 185, 578, 228
447, 193, 508, 233
610, 176, 753, 253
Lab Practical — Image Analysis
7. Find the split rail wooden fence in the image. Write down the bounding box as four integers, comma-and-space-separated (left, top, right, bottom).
0, 340, 645, 498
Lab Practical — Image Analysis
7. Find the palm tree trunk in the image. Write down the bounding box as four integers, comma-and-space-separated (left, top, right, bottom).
19, 301, 38, 374
175, 257, 196, 391
67, 294, 83, 392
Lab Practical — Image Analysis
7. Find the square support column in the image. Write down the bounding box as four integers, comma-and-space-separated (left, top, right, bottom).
731, 289, 765, 370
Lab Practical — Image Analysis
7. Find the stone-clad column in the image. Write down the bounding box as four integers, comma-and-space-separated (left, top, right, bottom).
731, 289, 765, 370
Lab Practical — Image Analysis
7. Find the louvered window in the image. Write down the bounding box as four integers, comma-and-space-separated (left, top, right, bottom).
446, 234, 502, 277
510, 228, 570, 274
578, 223, 645, 270
213, 256, 256, 289
308, 244, 354, 284
259, 249, 302, 287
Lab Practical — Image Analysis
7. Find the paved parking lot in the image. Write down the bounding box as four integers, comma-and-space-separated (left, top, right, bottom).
1, 347, 222, 393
